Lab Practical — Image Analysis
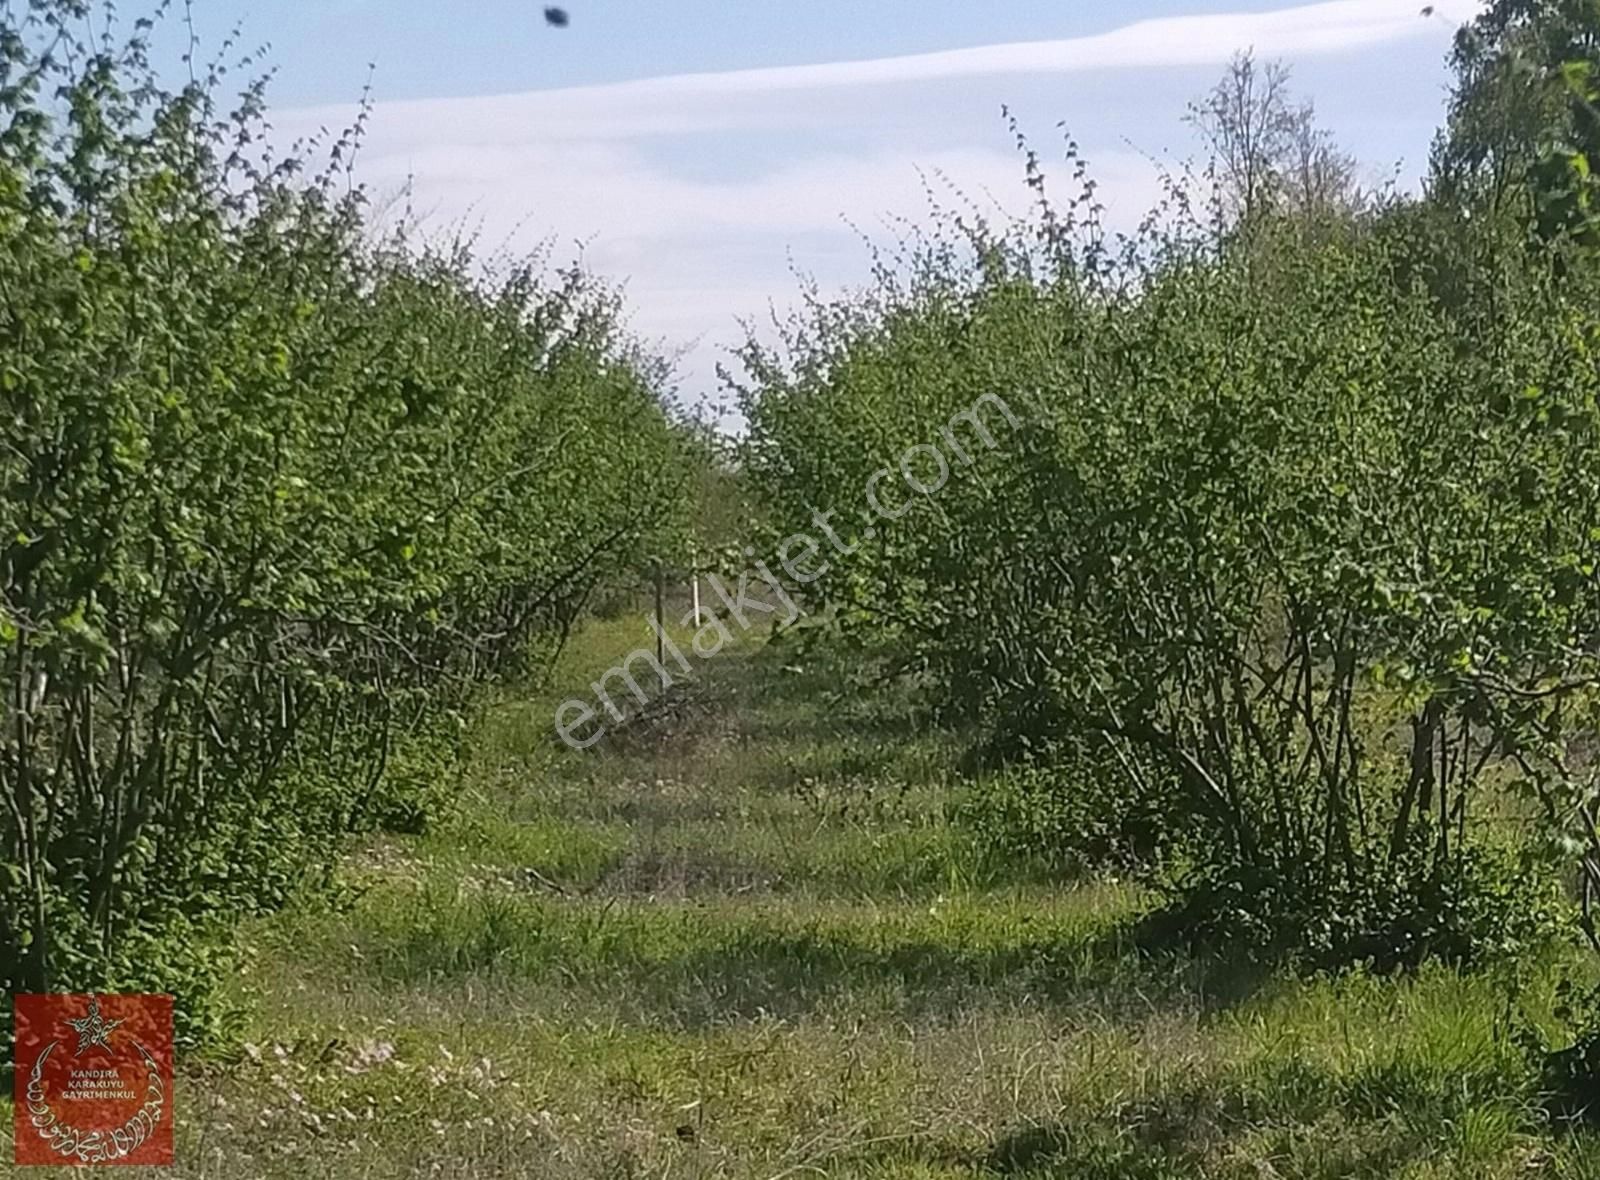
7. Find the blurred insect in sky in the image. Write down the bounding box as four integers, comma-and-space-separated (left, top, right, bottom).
544, 7, 570, 27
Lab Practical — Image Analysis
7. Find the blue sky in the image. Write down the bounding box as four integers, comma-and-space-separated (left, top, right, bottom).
157, 1, 1480, 415
179, 0, 1457, 105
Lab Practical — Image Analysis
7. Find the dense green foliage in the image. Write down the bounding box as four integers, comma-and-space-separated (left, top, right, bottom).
6, 0, 1600, 1085
1438, 0, 1600, 242
737, 18, 1600, 973
7, 4, 1600, 1164
0, 3, 692, 1038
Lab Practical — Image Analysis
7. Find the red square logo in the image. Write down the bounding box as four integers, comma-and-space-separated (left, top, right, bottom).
12, 994, 174, 1166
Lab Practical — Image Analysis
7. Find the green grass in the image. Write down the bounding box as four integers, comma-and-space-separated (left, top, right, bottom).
6, 614, 1600, 1178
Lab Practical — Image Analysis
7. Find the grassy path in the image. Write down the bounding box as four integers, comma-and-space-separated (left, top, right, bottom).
8, 616, 1600, 1178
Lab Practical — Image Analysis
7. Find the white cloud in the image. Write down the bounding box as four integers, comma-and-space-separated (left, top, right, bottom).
359, 143, 1161, 241
276, 0, 1476, 416
283, 0, 1476, 143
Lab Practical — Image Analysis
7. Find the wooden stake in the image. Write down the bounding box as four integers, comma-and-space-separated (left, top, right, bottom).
654, 560, 666, 667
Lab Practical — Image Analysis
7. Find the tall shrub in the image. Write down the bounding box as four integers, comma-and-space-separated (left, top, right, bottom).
738, 157, 1600, 968
0, 3, 691, 1038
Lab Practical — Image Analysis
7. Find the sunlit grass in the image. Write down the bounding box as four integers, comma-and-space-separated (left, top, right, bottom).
8, 615, 1597, 1178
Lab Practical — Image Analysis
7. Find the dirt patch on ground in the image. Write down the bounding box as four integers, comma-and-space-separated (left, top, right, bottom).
594, 845, 782, 898
596, 675, 744, 756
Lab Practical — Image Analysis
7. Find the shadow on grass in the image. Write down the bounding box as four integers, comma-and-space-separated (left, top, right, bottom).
985, 1123, 1201, 1179
976, 1116, 1436, 1180
646, 929, 1281, 1029
1539, 1036, 1600, 1129
973, 1053, 1496, 1179
351, 895, 1282, 1029
715, 635, 946, 746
